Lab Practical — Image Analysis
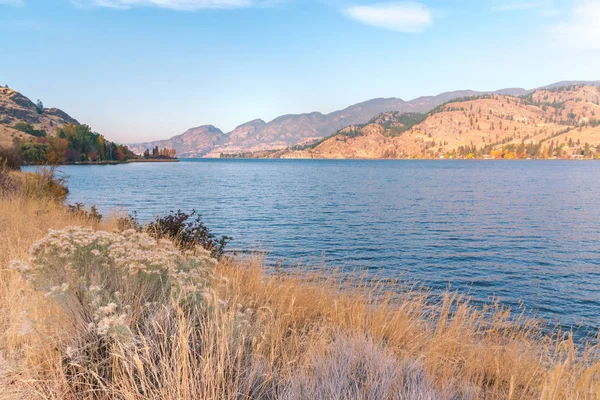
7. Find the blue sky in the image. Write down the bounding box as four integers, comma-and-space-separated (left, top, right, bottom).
1, 0, 599, 143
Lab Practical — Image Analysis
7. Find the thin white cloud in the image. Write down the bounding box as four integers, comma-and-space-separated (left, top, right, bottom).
553, 0, 600, 49
70, 0, 279, 10
0, 0, 25, 6
344, 2, 432, 33
492, 2, 543, 12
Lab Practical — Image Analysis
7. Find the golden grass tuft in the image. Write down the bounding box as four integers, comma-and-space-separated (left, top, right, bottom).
0, 173, 599, 399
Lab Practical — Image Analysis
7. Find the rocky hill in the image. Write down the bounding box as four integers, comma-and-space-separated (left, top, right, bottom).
0, 87, 78, 134
269, 85, 600, 159
0, 86, 80, 147
0, 87, 142, 164
131, 125, 227, 158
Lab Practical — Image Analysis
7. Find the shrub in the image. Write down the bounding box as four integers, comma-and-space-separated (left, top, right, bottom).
146, 210, 232, 259
10, 227, 217, 392
67, 202, 103, 223
13, 122, 47, 137
0, 141, 23, 170
16, 167, 69, 201
13, 227, 216, 335
0, 167, 68, 201
0, 165, 18, 196
21, 142, 49, 164
281, 332, 460, 400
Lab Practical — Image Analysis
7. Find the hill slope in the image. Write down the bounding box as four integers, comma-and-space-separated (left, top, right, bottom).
0, 87, 141, 164
129, 87, 537, 157
0, 87, 78, 135
131, 125, 227, 158
272, 85, 600, 159
0, 87, 80, 147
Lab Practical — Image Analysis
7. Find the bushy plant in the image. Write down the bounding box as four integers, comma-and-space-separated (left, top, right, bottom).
117, 210, 140, 231
10, 227, 218, 392
13, 122, 47, 137
146, 209, 232, 259
12, 227, 217, 336
21, 142, 49, 164
281, 333, 457, 400
0, 164, 18, 196
19, 167, 68, 201
0, 141, 23, 170
0, 167, 68, 201
67, 202, 103, 223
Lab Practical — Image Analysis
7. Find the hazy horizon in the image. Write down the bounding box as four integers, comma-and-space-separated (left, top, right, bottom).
1, 0, 599, 143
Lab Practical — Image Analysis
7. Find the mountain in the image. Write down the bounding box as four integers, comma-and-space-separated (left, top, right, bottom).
270, 85, 600, 159
0, 87, 78, 132
0, 87, 141, 164
128, 87, 536, 158
0, 86, 79, 146
130, 125, 227, 158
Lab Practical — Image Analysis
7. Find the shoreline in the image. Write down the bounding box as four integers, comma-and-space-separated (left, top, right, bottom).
66, 158, 180, 165
187, 156, 597, 161
25, 158, 180, 166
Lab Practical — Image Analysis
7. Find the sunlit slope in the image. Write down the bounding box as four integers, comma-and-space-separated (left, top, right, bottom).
278, 85, 600, 159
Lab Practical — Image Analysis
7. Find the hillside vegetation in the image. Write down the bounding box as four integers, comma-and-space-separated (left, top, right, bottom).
263, 85, 600, 159
0, 86, 176, 164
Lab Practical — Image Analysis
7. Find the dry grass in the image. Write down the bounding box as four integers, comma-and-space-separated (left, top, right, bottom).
1, 171, 599, 399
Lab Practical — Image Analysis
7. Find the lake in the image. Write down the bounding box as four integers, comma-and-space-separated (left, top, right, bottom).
31, 160, 600, 338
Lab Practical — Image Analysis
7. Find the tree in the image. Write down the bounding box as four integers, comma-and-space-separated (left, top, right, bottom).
584, 142, 592, 158
88, 150, 99, 162
97, 136, 106, 160
36, 99, 44, 114
21, 142, 48, 165
47, 137, 68, 165
114, 146, 125, 161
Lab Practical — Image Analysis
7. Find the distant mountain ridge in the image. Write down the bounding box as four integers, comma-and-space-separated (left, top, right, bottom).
270, 84, 600, 159
128, 80, 600, 158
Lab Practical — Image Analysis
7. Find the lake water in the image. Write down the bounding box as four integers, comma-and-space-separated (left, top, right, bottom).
30, 160, 600, 338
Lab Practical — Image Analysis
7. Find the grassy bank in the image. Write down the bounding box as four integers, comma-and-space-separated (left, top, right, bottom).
0, 170, 599, 399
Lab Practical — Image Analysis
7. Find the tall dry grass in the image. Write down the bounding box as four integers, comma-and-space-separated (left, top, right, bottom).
1, 171, 599, 399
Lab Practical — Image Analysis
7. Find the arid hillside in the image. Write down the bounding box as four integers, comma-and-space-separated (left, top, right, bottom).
0, 87, 143, 164
130, 87, 545, 158
271, 85, 600, 159
0, 124, 31, 147
0, 86, 80, 148
129, 125, 227, 158
0, 87, 78, 136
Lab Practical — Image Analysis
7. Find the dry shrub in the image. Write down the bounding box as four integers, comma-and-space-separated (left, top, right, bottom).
7, 227, 216, 397
0, 142, 23, 171
1, 168, 68, 201
280, 332, 454, 400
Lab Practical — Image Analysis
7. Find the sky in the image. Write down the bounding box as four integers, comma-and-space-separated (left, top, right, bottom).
0, 0, 599, 143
